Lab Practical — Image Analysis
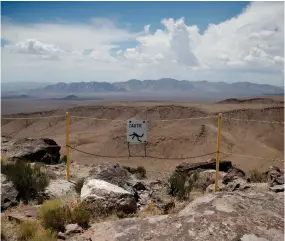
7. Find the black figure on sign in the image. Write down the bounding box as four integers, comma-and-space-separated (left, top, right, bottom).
129, 132, 144, 142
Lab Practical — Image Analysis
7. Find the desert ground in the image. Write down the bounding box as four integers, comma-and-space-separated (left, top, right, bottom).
1, 96, 284, 178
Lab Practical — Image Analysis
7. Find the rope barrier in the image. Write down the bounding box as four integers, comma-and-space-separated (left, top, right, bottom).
221, 151, 284, 162
1, 115, 65, 120
223, 117, 284, 124
67, 145, 216, 160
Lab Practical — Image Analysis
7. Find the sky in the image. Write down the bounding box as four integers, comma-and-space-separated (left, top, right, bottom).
1, 1, 284, 85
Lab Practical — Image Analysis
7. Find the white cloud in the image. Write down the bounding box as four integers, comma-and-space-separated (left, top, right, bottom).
1, 2, 284, 85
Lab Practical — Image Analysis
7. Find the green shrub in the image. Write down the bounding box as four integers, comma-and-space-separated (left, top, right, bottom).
17, 221, 40, 241
74, 178, 85, 195
39, 199, 71, 232
168, 171, 199, 200
248, 169, 267, 183
71, 202, 90, 228
1, 160, 49, 203
60, 155, 67, 164
30, 229, 57, 241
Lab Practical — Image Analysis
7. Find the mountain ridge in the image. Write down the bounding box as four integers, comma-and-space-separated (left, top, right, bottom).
33, 79, 283, 97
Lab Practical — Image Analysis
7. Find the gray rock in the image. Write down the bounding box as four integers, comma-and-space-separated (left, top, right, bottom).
71, 190, 284, 241
222, 166, 247, 184
65, 224, 83, 235
81, 179, 137, 214
1, 173, 18, 211
269, 184, 285, 193
1, 137, 61, 164
58, 232, 66, 240
45, 179, 75, 199
240, 234, 269, 241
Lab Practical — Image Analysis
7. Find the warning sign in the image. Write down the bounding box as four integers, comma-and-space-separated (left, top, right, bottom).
127, 120, 147, 144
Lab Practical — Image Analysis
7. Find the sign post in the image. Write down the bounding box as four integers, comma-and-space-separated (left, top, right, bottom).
127, 120, 147, 144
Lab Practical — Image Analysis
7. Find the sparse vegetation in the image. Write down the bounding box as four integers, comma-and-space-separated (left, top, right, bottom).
248, 169, 268, 183
39, 199, 71, 232
199, 124, 207, 137
168, 171, 200, 200
39, 199, 91, 231
74, 177, 85, 195
71, 202, 90, 228
17, 220, 40, 241
1, 160, 49, 203
30, 229, 57, 241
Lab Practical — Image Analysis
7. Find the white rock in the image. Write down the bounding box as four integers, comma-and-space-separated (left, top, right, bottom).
45, 179, 75, 199
65, 223, 83, 235
80, 178, 137, 213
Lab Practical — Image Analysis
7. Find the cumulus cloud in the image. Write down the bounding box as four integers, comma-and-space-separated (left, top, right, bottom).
1, 2, 284, 85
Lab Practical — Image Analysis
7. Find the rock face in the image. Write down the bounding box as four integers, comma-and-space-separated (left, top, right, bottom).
45, 180, 75, 199
81, 179, 137, 214
1, 137, 61, 164
71, 189, 284, 241
1, 173, 18, 211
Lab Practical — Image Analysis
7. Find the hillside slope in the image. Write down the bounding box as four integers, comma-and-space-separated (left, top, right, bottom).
1, 103, 284, 175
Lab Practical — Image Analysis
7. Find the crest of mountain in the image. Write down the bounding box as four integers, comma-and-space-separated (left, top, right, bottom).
31, 79, 283, 96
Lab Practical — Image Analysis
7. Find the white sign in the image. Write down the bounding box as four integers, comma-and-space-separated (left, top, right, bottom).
127, 120, 147, 144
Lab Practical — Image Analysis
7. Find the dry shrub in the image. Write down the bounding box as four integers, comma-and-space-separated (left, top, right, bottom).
17, 220, 40, 241
139, 202, 162, 217
123, 165, 147, 179
248, 169, 267, 183
39, 199, 71, 232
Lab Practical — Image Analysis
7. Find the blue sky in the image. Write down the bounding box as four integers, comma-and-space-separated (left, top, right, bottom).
2, 1, 249, 33
1, 1, 284, 85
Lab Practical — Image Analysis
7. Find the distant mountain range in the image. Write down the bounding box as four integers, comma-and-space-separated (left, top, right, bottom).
35, 79, 283, 96
2, 79, 284, 99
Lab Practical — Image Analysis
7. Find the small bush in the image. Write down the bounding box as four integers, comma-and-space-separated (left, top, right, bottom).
39, 199, 71, 232
71, 202, 90, 228
1, 160, 49, 203
30, 229, 57, 241
17, 221, 40, 241
168, 171, 199, 200
248, 169, 267, 183
74, 178, 85, 195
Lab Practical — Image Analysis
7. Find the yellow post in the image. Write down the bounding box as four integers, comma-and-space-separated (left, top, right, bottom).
214, 113, 222, 192
65, 112, 71, 182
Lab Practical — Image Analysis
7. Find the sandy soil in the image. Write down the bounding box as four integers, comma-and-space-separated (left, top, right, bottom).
1, 97, 284, 177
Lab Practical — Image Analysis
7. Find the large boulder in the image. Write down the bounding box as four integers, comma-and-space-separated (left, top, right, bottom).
1, 173, 18, 211
71, 189, 284, 241
81, 179, 137, 214
1, 137, 61, 164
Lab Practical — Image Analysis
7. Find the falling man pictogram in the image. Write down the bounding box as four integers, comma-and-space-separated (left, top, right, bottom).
129, 132, 144, 142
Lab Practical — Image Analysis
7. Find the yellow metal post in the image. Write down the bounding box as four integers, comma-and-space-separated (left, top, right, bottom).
214, 113, 222, 192
65, 112, 70, 182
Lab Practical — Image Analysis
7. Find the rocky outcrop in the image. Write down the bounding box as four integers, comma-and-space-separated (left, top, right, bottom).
175, 159, 232, 176
81, 179, 137, 214
1, 137, 61, 164
70, 189, 284, 241
1, 173, 18, 211
266, 166, 284, 187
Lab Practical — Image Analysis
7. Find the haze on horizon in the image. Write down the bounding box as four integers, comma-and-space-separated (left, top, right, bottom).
1, 1, 284, 86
